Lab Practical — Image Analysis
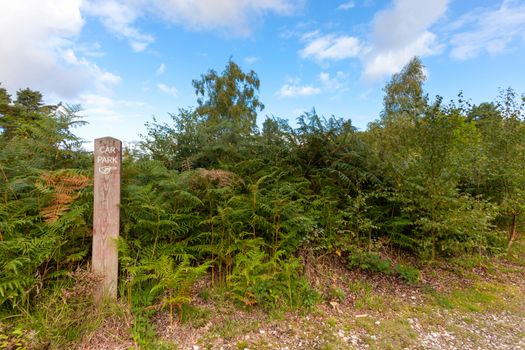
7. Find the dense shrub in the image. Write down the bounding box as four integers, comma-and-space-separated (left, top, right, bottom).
1, 59, 523, 341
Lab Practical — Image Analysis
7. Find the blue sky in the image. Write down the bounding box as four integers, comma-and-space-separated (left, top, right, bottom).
1, 0, 525, 146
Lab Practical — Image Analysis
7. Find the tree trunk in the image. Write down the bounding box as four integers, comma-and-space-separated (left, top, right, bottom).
507, 214, 517, 251
431, 227, 436, 262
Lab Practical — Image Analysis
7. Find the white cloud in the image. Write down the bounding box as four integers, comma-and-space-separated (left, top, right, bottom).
130, 41, 150, 52
0, 0, 120, 98
361, 0, 449, 81
84, 0, 300, 40
157, 83, 179, 97
60, 48, 121, 92
338, 1, 355, 11
277, 71, 350, 99
297, 1, 448, 82
76, 94, 149, 146
82, 0, 154, 52
362, 31, 441, 81
300, 33, 361, 62
75, 42, 105, 58
156, 63, 166, 76
371, 0, 448, 50
244, 56, 260, 65
98, 71, 122, 86
0, 0, 299, 100
152, 0, 299, 37
80, 94, 144, 123
277, 80, 321, 98
318, 71, 348, 92
449, 0, 525, 60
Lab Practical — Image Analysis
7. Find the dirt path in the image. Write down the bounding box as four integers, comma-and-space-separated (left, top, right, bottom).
161, 304, 524, 350
149, 258, 525, 350
77, 256, 525, 350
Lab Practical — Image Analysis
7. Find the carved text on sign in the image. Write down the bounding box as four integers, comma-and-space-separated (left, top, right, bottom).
100, 146, 117, 154
97, 156, 118, 164
99, 166, 117, 175
96, 146, 120, 174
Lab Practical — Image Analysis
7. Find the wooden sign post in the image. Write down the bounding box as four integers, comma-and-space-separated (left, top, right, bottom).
92, 137, 122, 301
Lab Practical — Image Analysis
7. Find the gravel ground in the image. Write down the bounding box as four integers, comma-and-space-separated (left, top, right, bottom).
175, 308, 525, 350
413, 310, 525, 350
76, 255, 525, 350
158, 259, 525, 350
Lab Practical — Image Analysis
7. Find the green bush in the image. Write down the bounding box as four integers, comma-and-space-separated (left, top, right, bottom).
347, 249, 420, 285
394, 263, 420, 284
347, 250, 392, 274
228, 241, 319, 309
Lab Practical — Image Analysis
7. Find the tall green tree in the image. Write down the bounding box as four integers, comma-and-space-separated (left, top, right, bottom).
144, 60, 265, 169
0, 87, 57, 140
381, 57, 427, 124
15, 88, 44, 112
0, 84, 10, 105
406, 99, 495, 258
367, 59, 498, 258
470, 89, 525, 249
193, 59, 264, 136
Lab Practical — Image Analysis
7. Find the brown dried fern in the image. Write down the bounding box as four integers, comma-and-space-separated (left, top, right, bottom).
39, 171, 91, 223
197, 168, 239, 187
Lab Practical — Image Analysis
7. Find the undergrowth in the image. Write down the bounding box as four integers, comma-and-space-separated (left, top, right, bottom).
1, 60, 524, 348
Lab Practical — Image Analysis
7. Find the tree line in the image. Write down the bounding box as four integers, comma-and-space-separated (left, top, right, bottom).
0, 57, 524, 331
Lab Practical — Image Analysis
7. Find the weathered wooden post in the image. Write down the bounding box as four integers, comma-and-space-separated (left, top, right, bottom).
92, 137, 122, 301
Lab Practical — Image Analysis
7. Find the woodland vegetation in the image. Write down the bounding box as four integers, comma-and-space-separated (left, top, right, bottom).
0, 58, 524, 348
